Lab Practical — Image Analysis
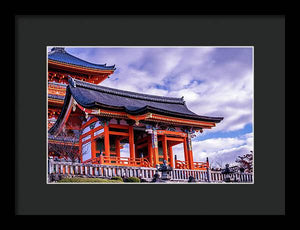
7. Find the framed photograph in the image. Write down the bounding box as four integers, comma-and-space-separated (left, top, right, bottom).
46, 46, 254, 185
14, 13, 285, 215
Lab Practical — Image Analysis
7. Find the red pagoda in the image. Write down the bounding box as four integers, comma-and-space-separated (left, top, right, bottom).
48, 47, 115, 130
48, 47, 223, 171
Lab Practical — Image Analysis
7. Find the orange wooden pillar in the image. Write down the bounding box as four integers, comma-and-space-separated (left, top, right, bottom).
183, 137, 189, 168
152, 130, 159, 166
115, 137, 120, 158
162, 135, 168, 163
148, 135, 153, 166
104, 123, 110, 162
91, 138, 96, 159
128, 126, 135, 160
187, 133, 194, 169
168, 146, 174, 168
91, 130, 96, 159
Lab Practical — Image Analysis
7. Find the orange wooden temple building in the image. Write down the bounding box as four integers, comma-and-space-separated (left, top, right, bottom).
48, 47, 223, 170
48, 47, 115, 130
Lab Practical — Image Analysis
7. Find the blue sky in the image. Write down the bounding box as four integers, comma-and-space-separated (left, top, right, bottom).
48, 46, 253, 168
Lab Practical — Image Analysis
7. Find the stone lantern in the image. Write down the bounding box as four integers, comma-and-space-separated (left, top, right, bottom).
157, 160, 173, 181
222, 164, 232, 182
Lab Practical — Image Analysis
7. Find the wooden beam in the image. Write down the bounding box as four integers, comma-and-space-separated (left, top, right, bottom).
165, 137, 184, 142
148, 114, 216, 128
109, 124, 129, 129
156, 129, 187, 137
136, 142, 148, 150
109, 131, 129, 136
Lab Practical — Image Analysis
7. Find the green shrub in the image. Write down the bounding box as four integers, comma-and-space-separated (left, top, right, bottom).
111, 176, 123, 182
125, 177, 140, 183
57, 177, 123, 183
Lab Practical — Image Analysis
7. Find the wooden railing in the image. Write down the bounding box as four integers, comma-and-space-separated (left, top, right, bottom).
175, 159, 209, 170
48, 159, 253, 183
83, 156, 152, 168
193, 161, 209, 170
175, 159, 189, 169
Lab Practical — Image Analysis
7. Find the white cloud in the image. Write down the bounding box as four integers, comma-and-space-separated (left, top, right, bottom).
99, 47, 253, 134
172, 132, 253, 168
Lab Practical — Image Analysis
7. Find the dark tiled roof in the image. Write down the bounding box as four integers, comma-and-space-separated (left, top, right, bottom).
69, 78, 223, 122
49, 78, 223, 134
48, 47, 116, 71
48, 94, 65, 100
71, 78, 185, 104
48, 134, 79, 143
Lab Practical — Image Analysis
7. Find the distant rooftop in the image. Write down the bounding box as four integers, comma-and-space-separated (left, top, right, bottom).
48, 47, 116, 71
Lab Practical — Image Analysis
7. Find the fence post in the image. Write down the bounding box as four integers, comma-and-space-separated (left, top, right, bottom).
48, 157, 54, 174
206, 157, 211, 182
70, 164, 74, 175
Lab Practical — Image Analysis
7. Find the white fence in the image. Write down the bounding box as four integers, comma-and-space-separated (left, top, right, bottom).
48, 159, 253, 183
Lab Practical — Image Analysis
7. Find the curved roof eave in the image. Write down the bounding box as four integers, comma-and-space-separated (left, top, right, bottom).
48, 47, 116, 71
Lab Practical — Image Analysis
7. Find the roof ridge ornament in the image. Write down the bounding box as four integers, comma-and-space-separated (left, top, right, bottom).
68, 75, 76, 87
50, 47, 66, 53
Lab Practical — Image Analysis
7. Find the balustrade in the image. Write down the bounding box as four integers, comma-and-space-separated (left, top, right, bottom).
84, 156, 152, 168
175, 159, 209, 170
48, 159, 253, 183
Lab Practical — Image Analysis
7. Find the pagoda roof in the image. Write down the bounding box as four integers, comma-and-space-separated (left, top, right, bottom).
69, 78, 223, 122
48, 94, 65, 101
48, 47, 116, 71
49, 77, 223, 134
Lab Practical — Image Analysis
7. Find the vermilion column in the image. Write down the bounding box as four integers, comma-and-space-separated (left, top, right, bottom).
183, 137, 189, 169
148, 136, 153, 166
115, 137, 120, 158
104, 123, 110, 159
152, 130, 159, 166
91, 137, 96, 159
162, 135, 168, 163
187, 133, 194, 169
168, 146, 174, 168
129, 126, 135, 160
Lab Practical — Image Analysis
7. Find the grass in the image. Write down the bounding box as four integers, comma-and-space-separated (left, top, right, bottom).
57, 177, 124, 183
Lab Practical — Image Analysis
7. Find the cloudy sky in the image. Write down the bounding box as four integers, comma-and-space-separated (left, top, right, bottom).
48, 46, 253, 168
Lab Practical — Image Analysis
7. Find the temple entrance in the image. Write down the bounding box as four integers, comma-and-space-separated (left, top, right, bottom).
163, 137, 185, 168
87, 125, 152, 167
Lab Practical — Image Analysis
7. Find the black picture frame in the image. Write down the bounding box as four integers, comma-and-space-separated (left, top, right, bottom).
14, 12, 285, 215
